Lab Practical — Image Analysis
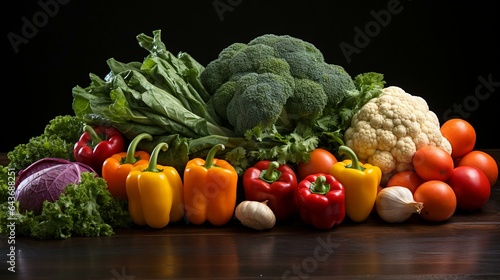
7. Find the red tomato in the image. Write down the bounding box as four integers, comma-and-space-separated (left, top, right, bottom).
413, 180, 456, 222
458, 150, 498, 187
413, 146, 454, 181
297, 148, 337, 181
386, 170, 423, 194
446, 166, 491, 211
440, 118, 476, 159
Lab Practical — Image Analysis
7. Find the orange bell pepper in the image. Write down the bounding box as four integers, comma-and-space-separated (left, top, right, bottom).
183, 144, 238, 226
102, 133, 153, 200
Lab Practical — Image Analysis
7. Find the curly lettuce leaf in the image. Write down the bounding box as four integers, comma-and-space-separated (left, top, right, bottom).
0, 172, 132, 239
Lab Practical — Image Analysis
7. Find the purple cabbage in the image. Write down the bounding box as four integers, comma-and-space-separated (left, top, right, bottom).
14, 158, 97, 214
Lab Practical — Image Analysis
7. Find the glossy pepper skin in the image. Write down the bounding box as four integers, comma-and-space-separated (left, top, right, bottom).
102, 133, 153, 200
126, 142, 184, 229
183, 144, 238, 226
296, 173, 345, 230
243, 160, 298, 221
73, 125, 125, 175
329, 145, 382, 222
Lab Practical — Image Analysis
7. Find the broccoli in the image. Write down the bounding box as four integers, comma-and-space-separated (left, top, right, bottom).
201, 42, 247, 94
284, 78, 328, 122
200, 34, 356, 136
226, 72, 294, 135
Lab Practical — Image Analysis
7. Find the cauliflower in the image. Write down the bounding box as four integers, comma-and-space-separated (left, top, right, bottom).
343, 86, 452, 184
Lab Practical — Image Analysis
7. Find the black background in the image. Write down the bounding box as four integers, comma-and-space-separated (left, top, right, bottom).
3, 0, 499, 152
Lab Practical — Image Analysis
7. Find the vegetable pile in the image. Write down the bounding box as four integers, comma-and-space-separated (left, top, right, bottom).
72, 30, 386, 174
1, 30, 498, 238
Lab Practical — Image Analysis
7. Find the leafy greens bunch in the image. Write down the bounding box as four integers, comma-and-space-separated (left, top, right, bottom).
73, 30, 385, 174
7, 115, 84, 171
0, 172, 131, 239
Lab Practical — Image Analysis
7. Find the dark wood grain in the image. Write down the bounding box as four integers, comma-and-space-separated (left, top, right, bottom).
2, 150, 500, 279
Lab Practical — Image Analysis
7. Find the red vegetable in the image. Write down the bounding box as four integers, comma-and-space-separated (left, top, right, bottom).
243, 160, 298, 221
447, 165, 491, 211
296, 173, 345, 230
297, 148, 337, 181
73, 125, 125, 174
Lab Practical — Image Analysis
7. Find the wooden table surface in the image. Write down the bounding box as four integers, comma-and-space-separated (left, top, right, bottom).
2, 151, 499, 280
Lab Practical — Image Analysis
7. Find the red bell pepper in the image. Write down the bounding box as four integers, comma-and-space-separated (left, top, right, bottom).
296, 173, 345, 230
243, 160, 298, 221
73, 125, 125, 175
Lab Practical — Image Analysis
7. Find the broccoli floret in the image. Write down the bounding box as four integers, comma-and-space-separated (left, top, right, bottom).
201, 34, 356, 136
250, 35, 325, 79
318, 64, 356, 107
284, 78, 328, 122
205, 44, 295, 132
226, 72, 294, 135
200, 42, 246, 93
208, 80, 238, 121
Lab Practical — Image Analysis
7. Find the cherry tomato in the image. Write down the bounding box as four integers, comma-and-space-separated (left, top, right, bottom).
440, 118, 476, 159
413, 180, 456, 222
446, 166, 491, 211
458, 150, 498, 187
413, 146, 454, 181
297, 148, 337, 181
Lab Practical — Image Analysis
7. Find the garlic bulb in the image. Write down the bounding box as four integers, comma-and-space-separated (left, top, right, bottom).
376, 186, 424, 223
235, 200, 276, 230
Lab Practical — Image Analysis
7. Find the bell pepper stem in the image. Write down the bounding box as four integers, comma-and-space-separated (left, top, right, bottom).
204, 144, 225, 169
84, 125, 103, 147
338, 145, 365, 171
310, 175, 330, 195
145, 142, 168, 172
124, 133, 153, 164
260, 161, 281, 183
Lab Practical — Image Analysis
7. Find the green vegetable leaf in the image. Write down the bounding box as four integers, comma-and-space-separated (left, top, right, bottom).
0, 172, 132, 239
7, 134, 74, 171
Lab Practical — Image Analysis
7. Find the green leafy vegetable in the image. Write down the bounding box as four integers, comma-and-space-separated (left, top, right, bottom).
0, 172, 132, 239
72, 30, 233, 140
43, 115, 85, 143
7, 115, 84, 171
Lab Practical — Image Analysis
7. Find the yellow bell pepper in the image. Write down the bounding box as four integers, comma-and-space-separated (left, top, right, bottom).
183, 144, 238, 226
126, 142, 184, 229
329, 145, 381, 222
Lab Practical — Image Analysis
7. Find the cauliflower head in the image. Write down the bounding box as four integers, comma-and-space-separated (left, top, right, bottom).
343, 86, 452, 184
